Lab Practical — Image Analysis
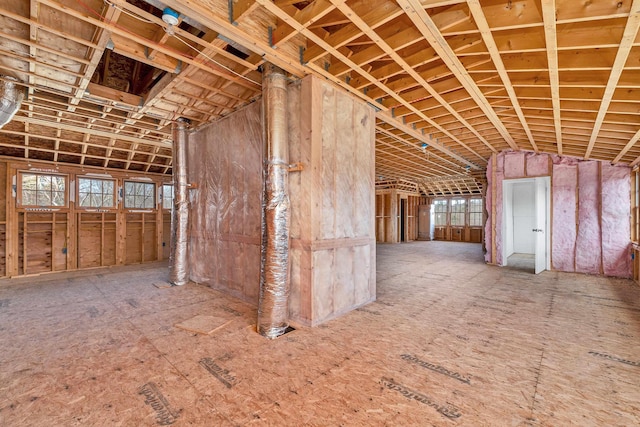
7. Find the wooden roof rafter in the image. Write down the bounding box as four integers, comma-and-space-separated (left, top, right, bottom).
397, 0, 519, 151
584, 0, 640, 159
327, 0, 496, 157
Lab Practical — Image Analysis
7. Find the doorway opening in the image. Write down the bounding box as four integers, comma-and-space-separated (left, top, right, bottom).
400, 198, 407, 242
502, 177, 550, 274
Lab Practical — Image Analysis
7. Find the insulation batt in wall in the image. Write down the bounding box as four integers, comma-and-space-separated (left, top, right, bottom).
186, 75, 376, 326
187, 102, 263, 303
576, 161, 602, 274
601, 163, 632, 277
551, 160, 577, 272
485, 151, 631, 278
287, 75, 376, 326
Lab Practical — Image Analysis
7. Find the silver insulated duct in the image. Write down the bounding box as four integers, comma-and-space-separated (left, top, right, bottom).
257, 63, 291, 339
0, 77, 24, 128
169, 118, 190, 285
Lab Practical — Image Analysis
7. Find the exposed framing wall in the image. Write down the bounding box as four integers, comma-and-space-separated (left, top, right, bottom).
375, 189, 426, 243
0, 157, 171, 278
485, 151, 632, 278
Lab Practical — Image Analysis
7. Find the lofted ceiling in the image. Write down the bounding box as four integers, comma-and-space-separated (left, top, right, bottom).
1, 0, 639, 195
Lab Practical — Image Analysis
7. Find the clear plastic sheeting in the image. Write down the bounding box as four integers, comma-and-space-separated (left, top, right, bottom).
0, 76, 24, 128
169, 118, 190, 285
187, 102, 262, 302
257, 64, 291, 339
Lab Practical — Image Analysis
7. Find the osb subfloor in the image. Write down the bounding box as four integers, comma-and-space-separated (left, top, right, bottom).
1, 242, 639, 426
507, 253, 535, 273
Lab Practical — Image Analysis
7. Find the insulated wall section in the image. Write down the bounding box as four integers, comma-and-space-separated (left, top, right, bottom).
187, 102, 263, 303
288, 75, 376, 326
485, 151, 632, 278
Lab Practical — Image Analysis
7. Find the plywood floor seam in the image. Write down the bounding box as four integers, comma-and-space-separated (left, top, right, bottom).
0, 242, 639, 426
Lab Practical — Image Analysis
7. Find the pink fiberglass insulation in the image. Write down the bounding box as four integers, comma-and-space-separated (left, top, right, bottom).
601, 163, 631, 278
575, 161, 602, 274
503, 151, 525, 178
494, 154, 504, 265
551, 163, 577, 272
526, 152, 549, 176
484, 158, 493, 263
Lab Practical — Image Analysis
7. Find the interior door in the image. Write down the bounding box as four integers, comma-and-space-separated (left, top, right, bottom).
534, 178, 546, 274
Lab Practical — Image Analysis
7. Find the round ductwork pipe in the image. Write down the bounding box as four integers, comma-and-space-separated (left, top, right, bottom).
0, 76, 24, 128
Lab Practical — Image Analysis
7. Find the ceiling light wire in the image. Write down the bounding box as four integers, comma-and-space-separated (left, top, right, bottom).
170, 32, 261, 86
103, 0, 155, 24
96, 0, 260, 86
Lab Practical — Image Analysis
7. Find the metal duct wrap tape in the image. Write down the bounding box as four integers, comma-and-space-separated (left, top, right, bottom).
257, 64, 290, 338
169, 118, 190, 285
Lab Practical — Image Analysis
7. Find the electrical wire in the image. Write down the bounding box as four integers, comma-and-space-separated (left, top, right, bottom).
170, 32, 261, 86
104, 0, 155, 24
98, 0, 260, 86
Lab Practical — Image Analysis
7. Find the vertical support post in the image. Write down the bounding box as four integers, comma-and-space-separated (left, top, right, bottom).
169, 117, 190, 285
257, 63, 291, 339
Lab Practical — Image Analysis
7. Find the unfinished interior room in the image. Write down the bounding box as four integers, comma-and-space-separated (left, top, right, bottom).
1, 0, 639, 425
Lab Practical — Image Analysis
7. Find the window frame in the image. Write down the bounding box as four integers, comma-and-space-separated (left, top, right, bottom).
433, 199, 448, 227
468, 198, 484, 227
123, 180, 157, 210
450, 198, 466, 227
161, 183, 174, 210
76, 176, 117, 210
18, 171, 69, 209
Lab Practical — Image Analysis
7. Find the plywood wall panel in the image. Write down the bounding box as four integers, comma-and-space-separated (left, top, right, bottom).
52, 219, 67, 271
78, 221, 102, 268
142, 214, 156, 262
125, 214, 142, 264
0, 160, 166, 278
0, 225, 5, 277
162, 213, 171, 260
0, 162, 6, 223
103, 219, 117, 266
